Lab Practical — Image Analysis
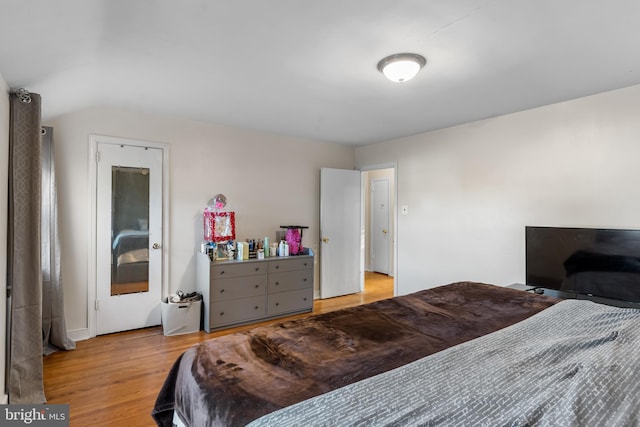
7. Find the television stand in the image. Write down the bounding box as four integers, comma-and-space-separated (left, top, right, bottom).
525, 286, 640, 309
506, 283, 537, 292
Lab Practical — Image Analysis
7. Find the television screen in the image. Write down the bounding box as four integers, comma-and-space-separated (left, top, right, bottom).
526, 226, 640, 303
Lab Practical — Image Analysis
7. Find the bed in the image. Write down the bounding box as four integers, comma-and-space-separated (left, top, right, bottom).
152, 282, 569, 426
252, 297, 640, 426
111, 229, 149, 283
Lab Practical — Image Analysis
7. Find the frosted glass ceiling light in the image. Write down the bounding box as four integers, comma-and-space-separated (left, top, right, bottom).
377, 53, 426, 83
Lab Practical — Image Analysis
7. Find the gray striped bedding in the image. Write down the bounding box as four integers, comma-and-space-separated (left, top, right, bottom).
249, 299, 640, 427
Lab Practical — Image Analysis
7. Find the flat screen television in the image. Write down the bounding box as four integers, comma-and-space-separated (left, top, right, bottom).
526, 226, 640, 303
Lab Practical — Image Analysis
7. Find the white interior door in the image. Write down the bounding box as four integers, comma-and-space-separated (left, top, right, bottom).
96, 142, 163, 334
371, 178, 390, 274
320, 168, 363, 299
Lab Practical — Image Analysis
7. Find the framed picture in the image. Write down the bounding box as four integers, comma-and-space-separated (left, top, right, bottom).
204, 210, 236, 243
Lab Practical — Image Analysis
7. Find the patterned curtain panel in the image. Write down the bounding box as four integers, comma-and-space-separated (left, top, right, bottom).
8, 91, 45, 403
41, 126, 75, 355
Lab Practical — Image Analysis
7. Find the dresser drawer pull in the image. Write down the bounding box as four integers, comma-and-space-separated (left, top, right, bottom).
275, 302, 280, 306
275, 282, 280, 286
303, 262, 308, 267
255, 267, 260, 271
275, 265, 280, 269
303, 278, 307, 282
220, 270, 225, 276
303, 297, 308, 301
255, 306, 259, 310
220, 312, 225, 316
220, 289, 225, 293
255, 284, 259, 288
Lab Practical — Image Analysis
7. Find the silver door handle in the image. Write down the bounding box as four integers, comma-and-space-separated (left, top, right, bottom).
152, 243, 161, 249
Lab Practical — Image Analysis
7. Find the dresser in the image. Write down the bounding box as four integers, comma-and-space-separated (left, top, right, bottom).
196, 250, 314, 332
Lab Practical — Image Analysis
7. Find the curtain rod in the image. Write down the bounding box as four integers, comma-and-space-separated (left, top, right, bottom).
11, 87, 31, 104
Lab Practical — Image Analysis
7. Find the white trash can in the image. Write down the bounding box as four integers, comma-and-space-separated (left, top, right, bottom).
161, 295, 202, 336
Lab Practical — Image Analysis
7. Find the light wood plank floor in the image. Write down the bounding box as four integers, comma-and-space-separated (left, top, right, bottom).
43, 272, 394, 426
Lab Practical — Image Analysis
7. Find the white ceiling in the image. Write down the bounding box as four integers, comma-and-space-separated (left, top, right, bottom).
2, 0, 640, 146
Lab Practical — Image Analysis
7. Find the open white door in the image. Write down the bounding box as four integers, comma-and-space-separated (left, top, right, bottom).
320, 168, 362, 299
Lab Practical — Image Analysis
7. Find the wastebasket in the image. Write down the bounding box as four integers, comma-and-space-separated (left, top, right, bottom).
161, 294, 202, 336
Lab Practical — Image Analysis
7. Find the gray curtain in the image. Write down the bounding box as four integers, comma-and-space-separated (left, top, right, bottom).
41, 126, 75, 355
7, 92, 75, 404
8, 91, 44, 403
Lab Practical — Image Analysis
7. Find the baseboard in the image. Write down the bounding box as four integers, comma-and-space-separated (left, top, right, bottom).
1, 393, 8, 404
67, 328, 91, 342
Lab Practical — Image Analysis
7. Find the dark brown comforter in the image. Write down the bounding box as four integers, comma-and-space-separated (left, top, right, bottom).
152, 282, 559, 426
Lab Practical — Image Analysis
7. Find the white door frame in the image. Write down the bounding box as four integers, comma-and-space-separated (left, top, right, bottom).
359, 162, 398, 296
87, 134, 170, 338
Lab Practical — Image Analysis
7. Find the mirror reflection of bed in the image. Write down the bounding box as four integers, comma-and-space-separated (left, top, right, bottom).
111, 228, 149, 295
110, 165, 151, 296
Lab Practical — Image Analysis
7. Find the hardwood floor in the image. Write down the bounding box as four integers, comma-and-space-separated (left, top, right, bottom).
43, 272, 394, 426
111, 280, 148, 295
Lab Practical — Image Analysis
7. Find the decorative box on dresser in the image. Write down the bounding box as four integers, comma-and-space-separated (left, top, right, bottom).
196, 249, 314, 332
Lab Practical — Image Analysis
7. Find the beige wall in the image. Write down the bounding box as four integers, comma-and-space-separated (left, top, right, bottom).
356, 84, 640, 296
47, 107, 355, 339
0, 74, 8, 403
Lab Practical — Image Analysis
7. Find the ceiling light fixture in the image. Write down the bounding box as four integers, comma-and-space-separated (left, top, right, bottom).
377, 53, 426, 83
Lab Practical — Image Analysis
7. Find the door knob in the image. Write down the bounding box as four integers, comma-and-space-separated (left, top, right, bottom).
322, 237, 330, 243
152, 243, 161, 249
382, 229, 388, 234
